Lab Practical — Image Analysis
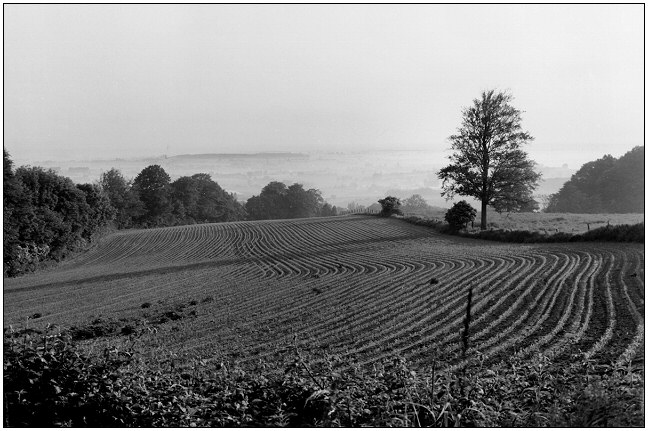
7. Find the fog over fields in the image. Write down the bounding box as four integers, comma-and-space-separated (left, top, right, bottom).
21, 150, 575, 208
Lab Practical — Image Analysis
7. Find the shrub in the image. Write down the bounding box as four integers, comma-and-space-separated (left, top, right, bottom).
3, 327, 643, 427
579, 223, 644, 242
377, 196, 403, 217
445, 200, 477, 230
3, 327, 133, 426
401, 213, 644, 244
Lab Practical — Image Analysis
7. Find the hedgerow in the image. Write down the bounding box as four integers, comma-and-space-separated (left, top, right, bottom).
401, 215, 644, 244
4, 327, 643, 427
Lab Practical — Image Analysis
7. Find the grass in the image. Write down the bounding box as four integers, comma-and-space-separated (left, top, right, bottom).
398, 214, 644, 243
400, 208, 644, 234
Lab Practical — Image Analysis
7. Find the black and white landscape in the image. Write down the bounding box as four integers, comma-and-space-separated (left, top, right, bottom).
4, 4, 644, 427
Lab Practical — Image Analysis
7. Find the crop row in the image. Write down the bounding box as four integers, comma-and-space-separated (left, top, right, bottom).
4, 216, 644, 370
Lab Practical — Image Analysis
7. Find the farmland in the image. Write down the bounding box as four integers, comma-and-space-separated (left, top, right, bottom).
4, 215, 644, 374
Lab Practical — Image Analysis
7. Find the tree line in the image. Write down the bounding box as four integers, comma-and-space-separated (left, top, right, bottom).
544, 146, 644, 213
3, 150, 337, 276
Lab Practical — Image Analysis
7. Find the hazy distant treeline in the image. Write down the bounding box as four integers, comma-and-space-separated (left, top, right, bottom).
545, 146, 644, 213
3, 150, 337, 276
99, 166, 337, 227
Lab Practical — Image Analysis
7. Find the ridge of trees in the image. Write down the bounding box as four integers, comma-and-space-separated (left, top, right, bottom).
245, 181, 337, 220
4, 151, 337, 276
545, 146, 644, 213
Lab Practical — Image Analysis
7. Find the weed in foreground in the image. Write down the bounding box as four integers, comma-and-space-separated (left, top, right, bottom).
3, 326, 644, 427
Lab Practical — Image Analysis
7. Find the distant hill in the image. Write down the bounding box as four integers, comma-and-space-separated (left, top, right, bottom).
545, 146, 644, 213
169, 152, 309, 160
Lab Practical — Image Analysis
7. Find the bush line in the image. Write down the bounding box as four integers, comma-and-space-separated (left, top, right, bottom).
395, 215, 644, 243
3, 328, 643, 427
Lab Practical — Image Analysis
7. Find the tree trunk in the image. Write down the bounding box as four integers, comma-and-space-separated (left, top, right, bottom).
481, 199, 487, 229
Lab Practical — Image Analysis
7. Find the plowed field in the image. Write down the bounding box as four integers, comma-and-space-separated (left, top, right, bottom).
4, 215, 644, 370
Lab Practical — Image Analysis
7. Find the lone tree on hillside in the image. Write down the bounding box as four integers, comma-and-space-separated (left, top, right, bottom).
378, 196, 402, 217
438, 90, 541, 228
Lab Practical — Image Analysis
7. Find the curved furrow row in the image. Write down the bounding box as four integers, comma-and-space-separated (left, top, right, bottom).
176, 251, 454, 354
466, 251, 598, 369
338, 254, 523, 359
4, 216, 643, 373
181, 224, 233, 261
402, 251, 562, 368
434, 253, 575, 371
519, 251, 601, 361
583, 251, 617, 361
614, 248, 646, 366
353, 253, 541, 366
3, 265, 226, 323
168, 224, 227, 262
179, 253, 483, 357
601, 248, 643, 365
464, 252, 578, 360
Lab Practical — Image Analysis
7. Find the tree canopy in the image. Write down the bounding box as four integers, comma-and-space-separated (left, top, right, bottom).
545, 146, 644, 213
132, 165, 173, 226
401, 194, 431, 215
170, 173, 246, 223
99, 168, 144, 228
4, 152, 340, 276
3, 150, 115, 276
245, 181, 335, 220
438, 90, 541, 228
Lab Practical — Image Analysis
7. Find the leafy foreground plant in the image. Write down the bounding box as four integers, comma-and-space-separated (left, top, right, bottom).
3, 327, 644, 427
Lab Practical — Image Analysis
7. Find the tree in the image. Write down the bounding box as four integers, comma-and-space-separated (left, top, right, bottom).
3, 164, 114, 275
76, 183, 116, 238
438, 90, 541, 228
246, 181, 289, 220
99, 168, 143, 228
445, 200, 477, 230
132, 165, 172, 226
401, 194, 430, 214
347, 201, 366, 213
319, 203, 337, 217
170, 173, 246, 223
286, 184, 322, 219
603, 146, 644, 212
246, 181, 333, 220
545, 147, 644, 213
491, 183, 538, 214
377, 196, 402, 217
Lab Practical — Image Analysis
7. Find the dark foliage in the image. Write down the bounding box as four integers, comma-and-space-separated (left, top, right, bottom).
3, 151, 115, 277
545, 146, 644, 213
132, 165, 173, 226
400, 214, 643, 244
98, 168, 144, 228
245, 181, 336, 220
377, 196, 403, 217
444, 200, 477, 230
4, 328, 642, 427
170, 173, 246, 224
472, 223, 644, 244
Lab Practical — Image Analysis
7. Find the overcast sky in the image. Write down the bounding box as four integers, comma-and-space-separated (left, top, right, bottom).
4, 4, 643, 168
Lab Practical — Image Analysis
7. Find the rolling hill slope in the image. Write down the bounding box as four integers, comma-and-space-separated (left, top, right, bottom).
4, 215, 644, 370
